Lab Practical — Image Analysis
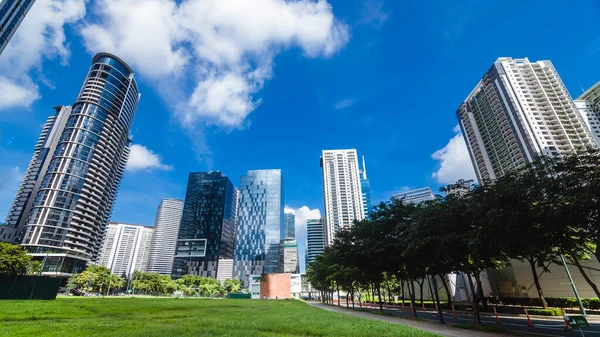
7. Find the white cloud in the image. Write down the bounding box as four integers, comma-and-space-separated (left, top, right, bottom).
334, 98, 355, 110
126, 144, 174, 172
0, 0, 86, 110
285, 205, 321, 273
431, 129, 477, 184
358, 0, 389, 29
81, 0, 349, 129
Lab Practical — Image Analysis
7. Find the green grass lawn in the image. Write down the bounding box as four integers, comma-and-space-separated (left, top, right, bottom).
0, 297, 440, 336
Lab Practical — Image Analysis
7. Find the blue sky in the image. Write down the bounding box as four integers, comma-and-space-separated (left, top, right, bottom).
2, 0, 600, 271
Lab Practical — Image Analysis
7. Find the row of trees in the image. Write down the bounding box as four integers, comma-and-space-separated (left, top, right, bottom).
68, 266, 242, 297
306, 150, 600, 327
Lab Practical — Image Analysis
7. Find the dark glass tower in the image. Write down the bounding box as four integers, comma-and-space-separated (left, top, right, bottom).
172, 172, 238, 279
20, 53, 139, 276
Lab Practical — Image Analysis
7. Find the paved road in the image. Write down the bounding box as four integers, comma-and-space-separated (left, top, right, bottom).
331, 302, 599, 337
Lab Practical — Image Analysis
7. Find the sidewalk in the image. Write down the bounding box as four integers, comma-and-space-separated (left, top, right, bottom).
307, 301, 510, 337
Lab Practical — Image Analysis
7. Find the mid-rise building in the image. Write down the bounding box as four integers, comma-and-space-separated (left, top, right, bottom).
0, 0, 37, 55
172, 172, 238, 279
457, 57, 596, 182
19, 53, 139, 276
320, 149, 364, 245
97, 222, 154, 276
147, 198, 183, 275
234, 169, 284, 287
575, 81, 600, 147
306, 217, 326, 268
284, 212, 295, 238
392, 187, 435, 204
2, 106, 71, 244
280, 238, 299, 274
359, 156, 372, 217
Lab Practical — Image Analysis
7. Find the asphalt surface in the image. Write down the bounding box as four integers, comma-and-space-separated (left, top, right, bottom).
340, 302, 599, 336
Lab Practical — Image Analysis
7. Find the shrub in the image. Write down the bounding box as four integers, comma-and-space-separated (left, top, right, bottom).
527, 308, 562, 316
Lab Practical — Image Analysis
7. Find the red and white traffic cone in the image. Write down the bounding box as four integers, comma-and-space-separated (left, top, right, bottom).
562, 310, 572, 331
524, 308, 533, 328
393, 302, 397, 311
451, 303, 457, 319
493, 306, 501, 324
402, 302, 406, 312
422, 303, 427, 315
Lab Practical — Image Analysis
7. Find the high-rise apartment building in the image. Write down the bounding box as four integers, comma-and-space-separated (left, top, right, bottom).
393, 187, 435, 205
280, 238, 299, 274
575, 81, 600, 147
359, 156, 372, 217
147, 198, 183, 275
234, 169, 284, 287
457, 57, 596, 182
2, 106, 71, 244
306, 218, 326, 268
97, 222, 154, 276
20, 53, 139, 276
320, 149, 364, 245
0, 0, 37, 54
284, 212, 295, 239
172, 172, 238, 279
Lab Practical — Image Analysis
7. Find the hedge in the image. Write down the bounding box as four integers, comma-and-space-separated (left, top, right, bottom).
527, 308, 562, 316
488, 297, 600, 309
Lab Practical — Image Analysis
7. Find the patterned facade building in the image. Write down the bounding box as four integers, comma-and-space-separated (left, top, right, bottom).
98, 222, 154, 276
147, 198, 183, 275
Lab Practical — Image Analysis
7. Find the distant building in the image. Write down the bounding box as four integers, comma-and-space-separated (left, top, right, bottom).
172, 172, 238, 279
98, 223, 154, 276
2, 106, 70, 244
284, 212, 295, 238
147, 198, 183, 275
280, 238, 299, 274
392, 187, 435, 204
457, 57, 596, 182
0, 0, 37, 54
575, 81, 600, 147
359, 156, 372, 217
234, 169, 284, 288
321, 149, 364, 245
306, 218, 326, 268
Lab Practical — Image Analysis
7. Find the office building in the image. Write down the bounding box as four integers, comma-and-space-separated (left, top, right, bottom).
19, 53, 139, 276
393, 187, 435, 204
575, 81, 600, 146
234, 169, 284, 288
172, 172, 238, 279
457, 57, 596, 182
147, 198, 183, 275
320, 149, 364, 245
280, 238, 299, 274
359, 156, 372, 217
284, 212, 295, 238
2, 106, 71, 244
0, 0, 37, 55
306, 218, 326, 268
97, 222, 154, 276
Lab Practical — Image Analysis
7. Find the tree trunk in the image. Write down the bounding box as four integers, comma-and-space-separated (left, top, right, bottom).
351, 287, 355, 308
475, 272, 487, 307
377, 283, 383, 311
429, 275, 445, 324
529, 258, 549, 309
439, 273, 453, 306
417, 279, 424, 305
386, 282, 393, 307
401, 280, 406, 306
337, 286, 340, 307
572, 256, 600, 298
346, 292, 349, 307
408, 280, 418, 319
466, 273, 481, 328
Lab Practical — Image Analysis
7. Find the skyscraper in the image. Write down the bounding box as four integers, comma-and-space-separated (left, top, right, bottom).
393, 187, 435, 205
280, 238, 299, 274
97, 222, 154, 277
2, 106, 71, 244
234, 169, 284, 287
147, 198, 183, 275
575, 81, 600, 147
20, 53, 139, 276
0, 0, 37, 55
306, 218, 326, 268
457, 57, 596, 182
320, 149, 364, 246
359, 156, 372, 217
284, 212, 295, 238
172, 172, 238, 279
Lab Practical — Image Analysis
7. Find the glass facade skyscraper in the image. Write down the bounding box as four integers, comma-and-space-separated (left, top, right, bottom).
393, 187, 435, 205
234, 169, 284, 287
284, 212, 295, 238
147, 198, 183, 275
306, 217, 326, 268
20, 53, 139, 276
359, 155, 372, 217
172, 172, 238, 279
0, 0, 37, 54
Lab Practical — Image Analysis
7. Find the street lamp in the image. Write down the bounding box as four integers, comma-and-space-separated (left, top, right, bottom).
560, 254, 586, 317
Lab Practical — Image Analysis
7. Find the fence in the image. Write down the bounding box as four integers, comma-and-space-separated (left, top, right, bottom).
0, 275, 62, 300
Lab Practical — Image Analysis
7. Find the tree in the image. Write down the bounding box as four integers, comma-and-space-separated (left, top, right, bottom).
224, 279, 241, 293
0, 242, 32, 275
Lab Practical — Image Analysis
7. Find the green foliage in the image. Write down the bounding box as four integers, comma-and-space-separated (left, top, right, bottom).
73, 265, 123, 294
223, 279, 241, 293
0, 242, 32, 275
26, 260, 42, 275
527, 308, 562, 316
